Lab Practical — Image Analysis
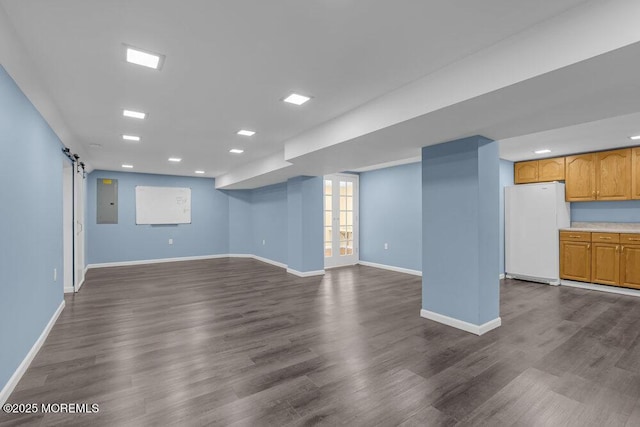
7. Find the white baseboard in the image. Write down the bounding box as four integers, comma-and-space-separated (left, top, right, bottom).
87, 254, 230, 269
0, 300, 65, 406
64, 266, 89, 294
420, 309, 501, 336
561, 280, 640, 298
358, 260, 422, 277
75, 266, 89, 292
287, 268, 325, 277
499, 273, 505, 280
252, 255, 287, 270
87, 253, 322, 277
506, 273, 560, 286
324, 263, 358, 270
227, 253, 252, 258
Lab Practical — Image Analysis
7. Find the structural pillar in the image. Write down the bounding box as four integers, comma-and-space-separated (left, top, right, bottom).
421, 136, 501, 335
286, 176, 324, 277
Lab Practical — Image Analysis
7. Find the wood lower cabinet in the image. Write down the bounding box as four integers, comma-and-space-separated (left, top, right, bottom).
560, 231, 640, 290
620, 245, 640, 289
596, 149, 631, 200
565, 154, 596, 201
560, 239, 591, 283
591, 242, 619, 286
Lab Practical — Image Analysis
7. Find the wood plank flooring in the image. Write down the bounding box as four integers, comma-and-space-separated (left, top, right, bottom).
2, 258, 640, 426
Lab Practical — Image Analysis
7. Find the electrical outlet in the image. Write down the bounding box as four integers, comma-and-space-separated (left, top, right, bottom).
53, 268, 57, 281
384, 243, 388, 250
169, 238, 173, 245
262, 239, 266, 245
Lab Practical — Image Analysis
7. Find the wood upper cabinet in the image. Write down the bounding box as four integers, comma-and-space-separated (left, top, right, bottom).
565, 154, 596, 201
517, 146, 636, 201
538, 157, 565, 182
595, 148, 631, 200
560, 233, 591, 282
514, 161, 538, 184
514, 158, 565, 184
633, 147, 640, 200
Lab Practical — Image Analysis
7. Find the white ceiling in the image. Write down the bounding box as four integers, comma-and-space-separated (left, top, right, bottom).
499, 112, 640, 162
1, 0, 599, 182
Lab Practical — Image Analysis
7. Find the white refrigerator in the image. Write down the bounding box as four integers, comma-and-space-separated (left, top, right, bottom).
505, 182, 570, 285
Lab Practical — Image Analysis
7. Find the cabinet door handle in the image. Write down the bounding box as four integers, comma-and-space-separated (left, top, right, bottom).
628, 238, 640, 241
592, 190, 596, 198
569, 235, 581, 238
622, 246, 625, 253
616, 245, 620, 253
599, 237, 612, 240
587, 244, 591, 249
597, 190, 600, 197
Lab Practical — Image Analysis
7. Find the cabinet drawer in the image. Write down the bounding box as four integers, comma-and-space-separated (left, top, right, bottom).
620, 234, 640, 245
560, 231, 591, 242
592, 232, 620, 243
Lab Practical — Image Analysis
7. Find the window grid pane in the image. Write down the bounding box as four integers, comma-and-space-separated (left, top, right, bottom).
325, 196, 332, 211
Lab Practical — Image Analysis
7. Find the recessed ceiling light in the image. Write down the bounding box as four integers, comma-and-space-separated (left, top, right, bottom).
168, 158, 182, 162
534, 149, 551, 154
195, 170, 205, 174
237, 130, 255, 137
630, 135, 640, 140
122, 164, 133, 169
229, 149, 244, 154
123, 109, 146, 119
122, 135, 140, 142
283, 93, 312, 105
125, 46, 164, 70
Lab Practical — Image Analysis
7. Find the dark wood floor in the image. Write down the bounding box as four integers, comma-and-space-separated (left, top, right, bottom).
2, 259, 640, 426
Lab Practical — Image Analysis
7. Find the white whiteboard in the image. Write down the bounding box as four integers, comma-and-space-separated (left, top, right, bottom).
135, 186, 191, 225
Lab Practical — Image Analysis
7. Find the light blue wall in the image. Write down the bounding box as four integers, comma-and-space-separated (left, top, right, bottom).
0, 66, 65, 390
86, 173, 318, 270
360, 162, 422, 271
251, 183, 288, 264
287, 176, 324, 272
571, 200, 640, 223
87, 171, 229, 264
478, 141, 501, 323
287, 179, 303, 270
300, 177, 324, 272
422, 136, 500, 326
499, 160, 514, 274
227, 190, 253, 254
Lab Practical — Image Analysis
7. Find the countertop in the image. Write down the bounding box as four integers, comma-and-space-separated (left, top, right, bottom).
560, 222, 640, 233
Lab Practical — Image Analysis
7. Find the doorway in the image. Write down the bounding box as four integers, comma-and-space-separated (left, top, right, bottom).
62, 160, 86, 293
74, 166, 86, 292
62, 161, 73, 293
324, 173, 359, 268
